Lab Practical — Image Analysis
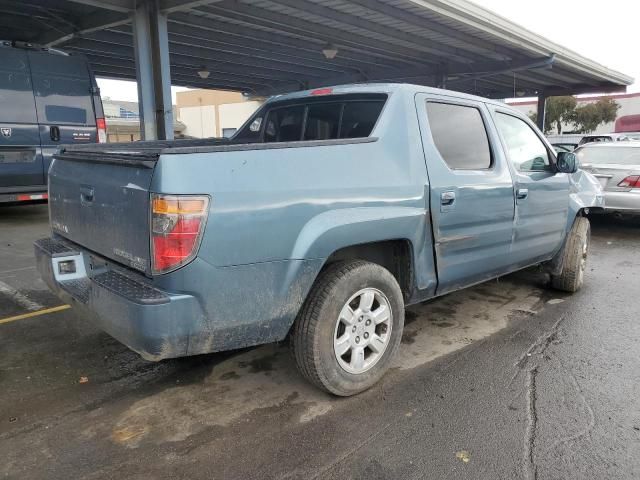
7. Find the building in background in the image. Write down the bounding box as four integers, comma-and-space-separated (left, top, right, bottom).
508, 92, 640, 134
176, 90, 263, 138
102, 99, 185, 142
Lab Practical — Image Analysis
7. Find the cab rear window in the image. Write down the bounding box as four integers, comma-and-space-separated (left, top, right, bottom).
234, 94, 386, 143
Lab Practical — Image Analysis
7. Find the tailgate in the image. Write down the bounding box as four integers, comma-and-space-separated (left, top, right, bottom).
48, 149, 159, 274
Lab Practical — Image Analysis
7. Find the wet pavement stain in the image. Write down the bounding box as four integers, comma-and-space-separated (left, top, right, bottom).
434, 322, 454, 328
219, 371, 240, 381
238, 352, 279, 373
404, 309, 419, 324
402, 330, 418, 344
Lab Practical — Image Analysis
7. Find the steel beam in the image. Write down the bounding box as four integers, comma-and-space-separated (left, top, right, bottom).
160, 0, 224, 13
344, 0, 513, 61
79, 50, 303, 85
536, 94, 546, 132
198, 4, 436, 66
71, 35, 341, 79
242, 0, 471, 62
100, 26, 354, 74
91, 67, 260, 92
132, 0, 173, 140
163, 18, 405, 71
38, 11, 130, 47
63, 0, 133, 13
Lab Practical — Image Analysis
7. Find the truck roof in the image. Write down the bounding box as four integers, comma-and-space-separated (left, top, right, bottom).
267, 83, 509, 109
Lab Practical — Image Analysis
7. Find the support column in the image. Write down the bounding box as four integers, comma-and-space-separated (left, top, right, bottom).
536, 93, 547, 132
132, 0, 173, 141
436, 65, 447, 89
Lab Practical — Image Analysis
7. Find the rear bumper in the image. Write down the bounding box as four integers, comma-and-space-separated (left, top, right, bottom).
603, 190, 640, 213
34, 237, 205, 361
0, 188, 47, 203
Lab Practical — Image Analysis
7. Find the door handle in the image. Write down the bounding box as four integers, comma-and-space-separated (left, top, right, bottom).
441, 191, 456, 206
50, 126, 60, 142
516, 188, 529, 200
80, 185, 94, 204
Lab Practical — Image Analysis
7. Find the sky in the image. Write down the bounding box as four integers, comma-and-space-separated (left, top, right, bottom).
97, 0, 639, 102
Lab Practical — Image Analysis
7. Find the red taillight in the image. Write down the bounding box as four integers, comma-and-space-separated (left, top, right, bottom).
151, 194, 209, 274
96, 118, 107, 143
17, 193, 48, 201
617, 175, 640, 188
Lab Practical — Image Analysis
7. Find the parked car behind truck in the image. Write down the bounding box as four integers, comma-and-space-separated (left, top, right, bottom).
0, 41, 105, 203
35, 84, 603, 396
575, 143, 640, 214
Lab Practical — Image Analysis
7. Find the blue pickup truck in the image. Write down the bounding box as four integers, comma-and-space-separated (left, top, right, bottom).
35, 84, 603, 395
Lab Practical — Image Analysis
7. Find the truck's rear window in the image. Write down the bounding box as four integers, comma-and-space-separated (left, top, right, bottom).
234, 94, 386, 143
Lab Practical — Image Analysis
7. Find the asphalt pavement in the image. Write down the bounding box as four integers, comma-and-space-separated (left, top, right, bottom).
0, 203, 639, 479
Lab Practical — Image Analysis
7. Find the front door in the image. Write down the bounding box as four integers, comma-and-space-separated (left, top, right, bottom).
416, 94, 515, 295
490, 109, 570, 266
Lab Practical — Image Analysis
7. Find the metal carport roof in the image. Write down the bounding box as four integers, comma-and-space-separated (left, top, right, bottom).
1, 0, 633, 99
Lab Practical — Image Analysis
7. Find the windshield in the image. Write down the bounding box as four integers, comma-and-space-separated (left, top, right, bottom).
575, 146, 640, 166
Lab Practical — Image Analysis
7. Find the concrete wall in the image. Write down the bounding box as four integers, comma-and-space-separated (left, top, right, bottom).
508, 92, 640, 134
218, 101, 262, 137
176, 89, 264, 138
178, 105, 217, 139
176, 90, 244, 108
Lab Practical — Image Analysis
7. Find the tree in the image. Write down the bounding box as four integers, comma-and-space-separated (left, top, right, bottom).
570, 97, 620, 134
528, 96, 577, 134
528, 95, 620, 135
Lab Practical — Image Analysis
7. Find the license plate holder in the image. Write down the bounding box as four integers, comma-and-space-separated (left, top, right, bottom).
52, 253, 87, 282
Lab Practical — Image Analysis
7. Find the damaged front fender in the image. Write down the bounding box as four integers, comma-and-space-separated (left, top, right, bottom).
568, 169, 605, 225
546, 169, 604, 276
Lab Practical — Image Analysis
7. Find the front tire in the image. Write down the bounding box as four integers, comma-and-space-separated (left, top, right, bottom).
291, 260, 405, 396
551, 216, 590, 293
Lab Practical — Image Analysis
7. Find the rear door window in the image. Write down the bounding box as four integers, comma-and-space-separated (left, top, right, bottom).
426, 102, 492, 169
28, 52, 95, 126
0, 48, 37, 124
340, 100, 384, 138
264, 106, 304, 142
304, 103, 341, 140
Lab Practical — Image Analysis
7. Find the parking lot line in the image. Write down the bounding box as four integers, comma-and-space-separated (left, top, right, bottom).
0, 280, 44, 311
0, 304, 71, 325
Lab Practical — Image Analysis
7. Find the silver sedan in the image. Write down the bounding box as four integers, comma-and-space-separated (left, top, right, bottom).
575, 143, 640, 213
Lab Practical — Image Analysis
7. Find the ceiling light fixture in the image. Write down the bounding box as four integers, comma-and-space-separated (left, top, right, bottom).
322, 42, 338, 60
197, 67, 210, 79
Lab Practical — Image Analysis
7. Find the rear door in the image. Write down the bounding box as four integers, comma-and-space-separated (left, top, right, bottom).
0, 46, 44, 187
28, 51, 98, 176
491, 109, 570, 265
416, 94, 516, 295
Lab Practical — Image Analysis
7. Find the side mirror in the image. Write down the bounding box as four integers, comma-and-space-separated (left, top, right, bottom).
556, 151, 579, 173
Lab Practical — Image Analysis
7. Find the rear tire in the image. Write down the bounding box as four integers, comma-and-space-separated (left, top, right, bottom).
291, 260, 405, 396
551, 216, 590, 293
